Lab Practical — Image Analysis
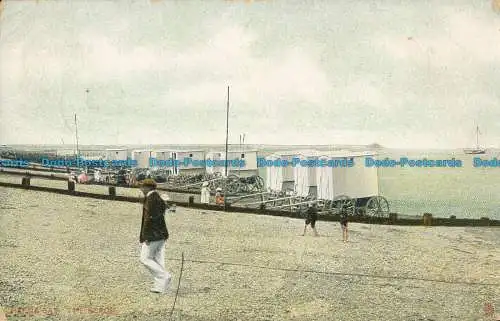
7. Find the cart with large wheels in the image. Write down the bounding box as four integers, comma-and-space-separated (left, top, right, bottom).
264, 150, 390, 217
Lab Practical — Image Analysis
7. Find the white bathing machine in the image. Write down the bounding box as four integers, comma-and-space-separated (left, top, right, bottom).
292, 150, 322, 198
265, 150, 316, 195
265, 150, 389, 217
105, 148, 128, 161
79, 150, 105, 160
315, 151, 388, 216
264, 152, 295, 193
131, 150, 153, 168
152, 150, 206, 175
205, 150, 258, 177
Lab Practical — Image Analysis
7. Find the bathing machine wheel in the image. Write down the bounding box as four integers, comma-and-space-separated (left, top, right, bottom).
225, 174, 242, 195
364, 196, 390, 218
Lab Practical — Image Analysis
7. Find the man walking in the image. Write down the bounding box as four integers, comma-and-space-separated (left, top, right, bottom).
139, 178, 171, 293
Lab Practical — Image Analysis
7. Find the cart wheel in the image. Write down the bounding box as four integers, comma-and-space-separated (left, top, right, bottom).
333, 195, 356, 216
255, 176, 265, 191
237, 177, 248, 194
226, 178, 239, 195
208, 179, 216, 191
365, 196, 390, 218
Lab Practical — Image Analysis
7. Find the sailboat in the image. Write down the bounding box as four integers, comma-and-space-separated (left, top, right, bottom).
464, 125, 486, 154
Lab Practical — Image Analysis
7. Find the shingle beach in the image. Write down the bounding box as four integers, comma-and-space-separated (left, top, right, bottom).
1, 187, 499, 321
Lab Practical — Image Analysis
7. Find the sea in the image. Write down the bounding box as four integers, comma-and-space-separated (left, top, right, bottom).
375, 149, 500, 220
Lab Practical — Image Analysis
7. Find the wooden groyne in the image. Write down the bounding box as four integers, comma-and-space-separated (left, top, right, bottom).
1, 177, 498, 227
0, 168, 202, 195
0, 161, 78, 173
0, 167, 68, 180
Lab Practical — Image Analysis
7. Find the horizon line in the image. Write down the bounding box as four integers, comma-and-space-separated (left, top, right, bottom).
1, 143, 497, 151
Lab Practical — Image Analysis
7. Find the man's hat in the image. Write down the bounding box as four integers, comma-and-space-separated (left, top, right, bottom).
140, 178, 157, 188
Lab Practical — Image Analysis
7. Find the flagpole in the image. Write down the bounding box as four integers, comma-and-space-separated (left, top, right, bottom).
238, 134, 243, 176
224, 86, 230, 211
225, 86, 229, 177
476, 125, 479, 149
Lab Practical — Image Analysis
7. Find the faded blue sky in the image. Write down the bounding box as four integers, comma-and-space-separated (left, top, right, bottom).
1, 0, 499, 148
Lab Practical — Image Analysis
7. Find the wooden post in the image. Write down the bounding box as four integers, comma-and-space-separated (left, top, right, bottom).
21, 177, 31, 188
188, 196, 194, 206
109, 186, 116, 196
389, 212, 398, 223
423, 213, 432, 226
68, 180, 75, 192
480, 217, 490, 226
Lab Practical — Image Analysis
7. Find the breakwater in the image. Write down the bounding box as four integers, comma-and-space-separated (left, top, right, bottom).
0, 175, 498, 227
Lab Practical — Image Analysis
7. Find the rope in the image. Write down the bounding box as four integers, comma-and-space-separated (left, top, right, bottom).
161, 256, 499, 287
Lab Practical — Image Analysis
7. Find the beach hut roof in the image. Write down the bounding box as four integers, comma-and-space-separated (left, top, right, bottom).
153, 149, 205, 153
268, 149, 376, 158
208, 149, 258, 153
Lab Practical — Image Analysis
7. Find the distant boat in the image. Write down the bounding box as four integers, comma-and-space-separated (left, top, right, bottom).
464, 126, 486, 154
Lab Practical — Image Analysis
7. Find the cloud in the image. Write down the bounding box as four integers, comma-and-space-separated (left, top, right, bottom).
155, 26, 330, 110
77, 34, 160, 80
378, 9, 500, 68
1, 1, 499, 148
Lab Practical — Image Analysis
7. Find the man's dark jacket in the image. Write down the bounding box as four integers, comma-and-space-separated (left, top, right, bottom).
140, 190, 169, 243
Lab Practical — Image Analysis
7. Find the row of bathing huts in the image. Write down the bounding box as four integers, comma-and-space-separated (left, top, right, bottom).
83, 148, 378, 197
72, 147, 387, 216
3, 146, 387, 215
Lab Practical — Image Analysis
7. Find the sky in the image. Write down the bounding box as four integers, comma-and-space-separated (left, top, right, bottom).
1, 0, 500, 148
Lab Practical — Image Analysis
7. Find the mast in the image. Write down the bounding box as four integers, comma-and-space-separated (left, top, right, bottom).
238, 134, 241, 175
242, 133, 245, 171
225, 86, 229, 177
224, 86, 230, 211
242, 133, 245, 154
476, 125, 480, 149
74, 113, 79, 160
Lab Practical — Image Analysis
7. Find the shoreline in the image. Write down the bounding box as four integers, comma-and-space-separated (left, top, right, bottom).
1, 174, 498, 227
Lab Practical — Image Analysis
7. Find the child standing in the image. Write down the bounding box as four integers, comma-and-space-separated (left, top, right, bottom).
302, 203, 319, 236
340, 207, 349, 242
215, 187, 224, 206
